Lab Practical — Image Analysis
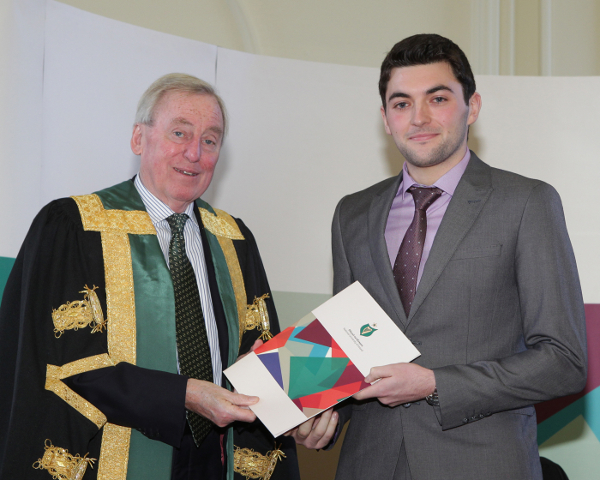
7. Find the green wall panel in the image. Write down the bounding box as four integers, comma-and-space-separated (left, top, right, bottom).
0, 256, 15, 300
271, 291, 331, 330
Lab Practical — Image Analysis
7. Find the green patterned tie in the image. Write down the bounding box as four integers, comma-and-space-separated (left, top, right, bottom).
167, 213, 213, 447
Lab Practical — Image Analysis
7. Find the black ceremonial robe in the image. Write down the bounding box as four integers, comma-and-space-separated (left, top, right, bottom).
0, 180, 299, 480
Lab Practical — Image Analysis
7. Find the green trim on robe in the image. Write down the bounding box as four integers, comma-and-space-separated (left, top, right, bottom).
194, 198, 240, 368
96, 180, 177, 480
94, 181, 243, 480
194, 198, 242, 480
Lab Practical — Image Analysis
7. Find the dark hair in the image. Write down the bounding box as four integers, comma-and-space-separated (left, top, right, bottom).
379, 34, 475, 108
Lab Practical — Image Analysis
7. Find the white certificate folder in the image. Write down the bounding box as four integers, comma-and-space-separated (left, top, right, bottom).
224, 281, 420, 437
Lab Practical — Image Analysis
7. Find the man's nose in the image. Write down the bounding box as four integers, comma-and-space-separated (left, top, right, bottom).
412, 103, 430, 126
184, 141, 201, 162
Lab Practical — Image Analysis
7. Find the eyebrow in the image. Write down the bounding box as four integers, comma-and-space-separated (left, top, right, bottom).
387, 92, 410, 102
170, 118, 223, 137
207, 126, 224, 137
171, 117, 193, 127
387, 84, 454, 103
426, 85, 453, 95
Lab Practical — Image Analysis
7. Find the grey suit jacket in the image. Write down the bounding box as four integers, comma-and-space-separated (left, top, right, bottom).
331, 153, 587, 480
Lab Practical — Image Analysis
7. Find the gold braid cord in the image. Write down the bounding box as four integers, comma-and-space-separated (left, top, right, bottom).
52, 286, 107, 338
48, 194, 157, 480
233, 445, 286, 480
33, 439, 96, 480
245, 294, 273, 340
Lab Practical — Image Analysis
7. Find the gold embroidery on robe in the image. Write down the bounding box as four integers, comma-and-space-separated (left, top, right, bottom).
33, 439, 96, 480
45, 354, 113, 428
73, 194, 155, 234
72, 193, 156, 480
52, 286, 106, 338
244, 294, 273, 340
199, 207, 245, 240
233, 445, 285, 480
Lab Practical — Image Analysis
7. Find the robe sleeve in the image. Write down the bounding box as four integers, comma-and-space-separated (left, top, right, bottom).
0, 199, 108, 478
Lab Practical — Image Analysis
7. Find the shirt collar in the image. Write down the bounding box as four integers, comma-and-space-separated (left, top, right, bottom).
399, 148, 471, 198
134, 174, 199, 226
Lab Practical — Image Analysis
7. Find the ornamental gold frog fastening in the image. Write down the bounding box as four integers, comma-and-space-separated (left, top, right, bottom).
32, 439, 96, 480
245, 294, 273, 340
233, 444, 285, 480
52, 285, 107, 338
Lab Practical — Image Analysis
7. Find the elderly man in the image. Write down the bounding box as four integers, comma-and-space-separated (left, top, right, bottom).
0, 74, 299, 480
294, 34, 587, 480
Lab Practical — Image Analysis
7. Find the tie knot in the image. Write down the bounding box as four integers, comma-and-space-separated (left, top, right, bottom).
408, 186, 443, 211
166, 213, 189, 234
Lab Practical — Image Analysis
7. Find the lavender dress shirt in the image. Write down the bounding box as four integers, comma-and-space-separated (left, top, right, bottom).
385, 149, 471, 288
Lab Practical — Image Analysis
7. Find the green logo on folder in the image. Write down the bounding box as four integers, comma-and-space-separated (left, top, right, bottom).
360, 323, 378, 337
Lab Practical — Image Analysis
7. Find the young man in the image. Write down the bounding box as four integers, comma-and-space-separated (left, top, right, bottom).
296, 34, 587, 480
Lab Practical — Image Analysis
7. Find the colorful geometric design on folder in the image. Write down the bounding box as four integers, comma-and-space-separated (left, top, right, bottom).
256, 351, 284, 389
255, 316, 369, 417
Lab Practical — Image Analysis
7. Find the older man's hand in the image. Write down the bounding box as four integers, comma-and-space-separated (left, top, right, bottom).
284, 408, 338, 449
185, 380, 258, 427
185, 338, 266, 427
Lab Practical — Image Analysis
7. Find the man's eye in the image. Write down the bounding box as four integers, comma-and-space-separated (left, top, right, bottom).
432, 97, 446, 103
174, 131, 184, 137
395, 102, 408, 109
204, 139, 219, 147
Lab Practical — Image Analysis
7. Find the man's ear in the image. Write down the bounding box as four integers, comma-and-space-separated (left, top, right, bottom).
380, 105, 392, 135
467, 92, 482, 126
131, 124, 143, 155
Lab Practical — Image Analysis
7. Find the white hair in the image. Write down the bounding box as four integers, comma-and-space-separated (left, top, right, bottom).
134, 73, 227, 135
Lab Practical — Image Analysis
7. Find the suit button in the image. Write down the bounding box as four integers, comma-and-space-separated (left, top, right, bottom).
462, 418, 468, 423
402, 403, 412, 408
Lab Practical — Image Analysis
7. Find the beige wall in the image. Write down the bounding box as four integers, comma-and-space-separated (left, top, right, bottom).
57, 0, 600, 75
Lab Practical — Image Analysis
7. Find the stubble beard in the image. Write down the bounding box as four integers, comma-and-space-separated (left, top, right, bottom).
397, 115, 469, 170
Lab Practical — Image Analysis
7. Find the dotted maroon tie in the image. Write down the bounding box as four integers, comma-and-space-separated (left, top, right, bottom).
167, 213, 213, 447
393, 186, 442, 316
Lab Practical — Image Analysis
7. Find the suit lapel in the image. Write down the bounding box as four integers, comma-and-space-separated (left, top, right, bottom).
407, 153, 493, 325
368, 173, 408, 328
